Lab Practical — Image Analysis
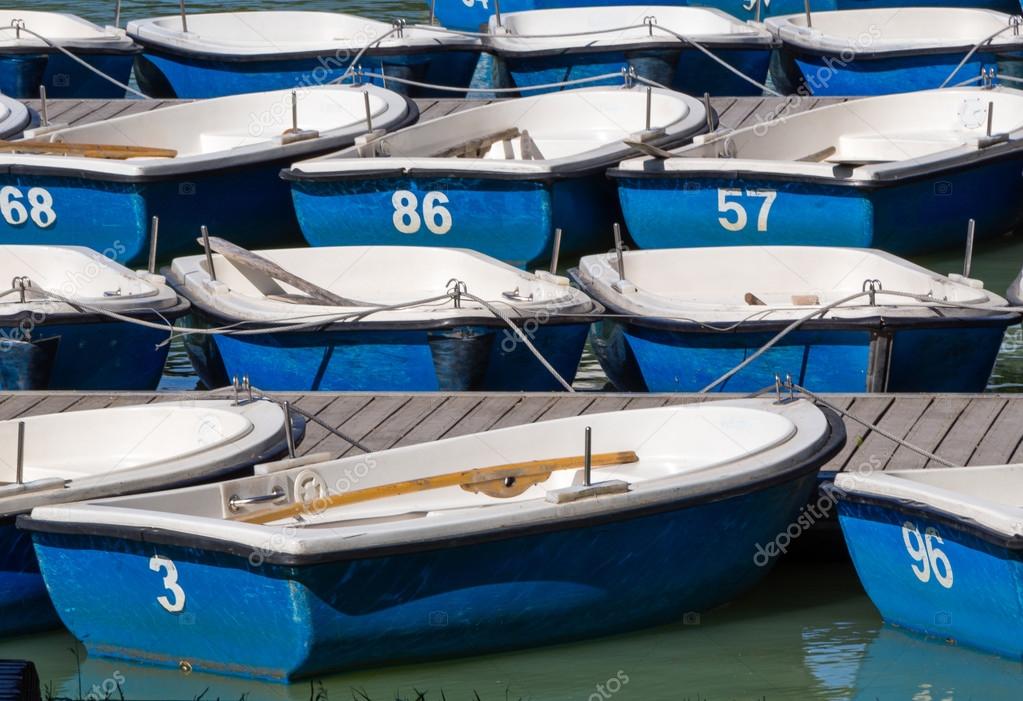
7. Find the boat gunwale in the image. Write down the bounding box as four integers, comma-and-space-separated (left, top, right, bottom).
127, 36, 481, 63
0, 294, 191, 326
18, 407, 846, 566
486, 35, 778, 59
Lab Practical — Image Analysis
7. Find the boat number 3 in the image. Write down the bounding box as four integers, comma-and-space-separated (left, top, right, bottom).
717, 188, 775, 233
392, 190, 452, 235
901, 522, 953, 589
462, 0, 488, 7
149, 555, 186, 613
0, 186, 56, 228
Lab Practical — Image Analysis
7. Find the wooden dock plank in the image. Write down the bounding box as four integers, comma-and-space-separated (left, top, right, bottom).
299, 395, 374, 456
392, 395, 482, 448
937, 396, 1007, 467
850, 396, 932, 471
823, 396, 893, 472
356, 395, 449, 452
538, 395, 596, 420
488, 396, 559, 430
442, 394, 521, 438
891, 397, 971, 470
973, 400, 1023, 465
329, 395, 411, 457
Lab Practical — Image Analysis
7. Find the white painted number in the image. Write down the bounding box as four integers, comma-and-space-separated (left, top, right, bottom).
462, 0, 488, 7
391, 190, 451, 235
716, 188, 775, 232
0, 186, 56, 228
902, 522, 953, 589
149, 555, 186, 613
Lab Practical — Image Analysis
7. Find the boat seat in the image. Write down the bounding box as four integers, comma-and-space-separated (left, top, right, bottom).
823, 132, 968, 165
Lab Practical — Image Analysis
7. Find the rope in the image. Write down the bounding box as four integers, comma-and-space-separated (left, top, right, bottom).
334, 25, 405, 85
0, 25, 149, 99
250, 391, 371, 453
940, 23, 1018, 88
346, 69, 629, 94
786, 381, 959, 468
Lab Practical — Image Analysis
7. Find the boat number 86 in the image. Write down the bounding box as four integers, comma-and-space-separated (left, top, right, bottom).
392, 190, 452, 235
717, 188, 775, 233
0, 186, 56, 228
901, 521, 953, 589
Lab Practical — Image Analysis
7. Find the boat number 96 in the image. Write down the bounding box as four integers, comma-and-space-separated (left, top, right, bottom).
901, 521, 953, 589
717, 188, 775, 233
0, 186, 56, 228
149, 555, 186, 613
392, 190, 452, 235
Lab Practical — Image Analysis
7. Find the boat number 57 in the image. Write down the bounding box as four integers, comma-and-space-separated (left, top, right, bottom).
149, 555, 186, 613
901, 521, 953, 589
717, 188, 775, 233
392, 190, 452, 235
0, 186, 56, 228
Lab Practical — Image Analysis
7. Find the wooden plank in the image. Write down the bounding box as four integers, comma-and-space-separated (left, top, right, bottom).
355, 395, 449, 452
537, 395, 596, 420
582, 397, 631, 414
937, 397, 1007, 467
56, 100, 113, 127
331, 395, 416, 456
488, 396, 559, 430
890, 397, 970, 470
973, 399, 1023, 465
623, 396, 670, 410
16, 395, 81, 417
299, 395, 373, 455
393, 395, 482, 448
823, 396, 893, 472
0, 395, 46, 419
442, 395, 521, 438
717, 97, 764, 130
847, 396, 931, 472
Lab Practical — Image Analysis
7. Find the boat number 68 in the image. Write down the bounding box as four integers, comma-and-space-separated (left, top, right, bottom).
717, 188, 775, 233
149, 555, 186, 613
901, 521, 953, 589
392, 190, 452, 235
0, 186, 56, 228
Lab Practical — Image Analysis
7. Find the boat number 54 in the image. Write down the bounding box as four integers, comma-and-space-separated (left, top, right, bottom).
392, 190, 452, 235
0, 186, 56, 228
901, 521, 953, 589
149, 555, 186, 613
717, 188, 775, 233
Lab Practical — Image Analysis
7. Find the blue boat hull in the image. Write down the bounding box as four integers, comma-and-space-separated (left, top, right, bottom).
191, 309, 590, 391
501, 46, 771, 97
0, 161, 314, 268
134, 47, 480, 99
836, 495, 1023, 660
291, 173, 617, 269
615, 157, 1023, 256
0, 315, 184, 390
434, 0, 1023, 30
0, 50, 136, 98
30, 472, 819, 680
0, 521, 59, 637
588, 320, 1010, 393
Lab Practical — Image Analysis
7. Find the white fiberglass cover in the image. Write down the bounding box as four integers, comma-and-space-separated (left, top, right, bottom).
0, 94, 28, 139
489, 6, 772, 51
2, 85, 410, 178
169, 246, 599, 323
28, 398, 831, 556
574, 247, 1007, 322
290, 86, 707, 177
126, 12, 478, 53
835, 464, 1023, 539
0, 10, 134, 49
766, 8, 1023, 54
615, 87, 1023, 182
0, 245, 180, 318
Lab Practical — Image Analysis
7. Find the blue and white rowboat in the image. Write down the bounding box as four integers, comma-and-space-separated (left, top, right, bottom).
20, 398, 844, 679
0, 399, 297, 638
0, 85, 415, 268
611, 87, 1023, 255
167, 245, 602, 391
829, 461, 1023, 660
486, 6, 775, 97
570, 246, 1018, 393
286, 85, 710, 269
0, 245, 189, 390
767, 8, 1023, 96
0, 10, 139, 98
126, 11, 482, 99
432, 0, 1023, 32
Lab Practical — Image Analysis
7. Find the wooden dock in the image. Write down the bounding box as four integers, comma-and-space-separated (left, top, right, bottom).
21, 95, 850, 132
0, 391, 1019, 475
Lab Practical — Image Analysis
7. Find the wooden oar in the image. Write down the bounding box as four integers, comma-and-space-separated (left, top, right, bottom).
199, 236, 370, 307
0, 140, 177, 160
236, 450, 639, 525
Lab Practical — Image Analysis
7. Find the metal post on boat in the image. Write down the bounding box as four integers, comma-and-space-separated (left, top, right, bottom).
283, 401, 296, 459
114, 0, 121, 28
987, 101, 994, 137
549, 228, 563, 275
147, 217, 159, 274
178, 0, 188, 33
200, 225, 216, 281
15, 421, 24, 485
754, 0, 762, 23
583, 426, 592, 487
645, 87, 652, 131
804, 0, 812, 28
428, 0, 436, 25
290, 90, 299, 133
39, 86, 47, 127
703, 92, 713, 133
613, 223, 625, 280
363, 91, 373, 132
964, 218, 976, 278
494, 0, 503, 27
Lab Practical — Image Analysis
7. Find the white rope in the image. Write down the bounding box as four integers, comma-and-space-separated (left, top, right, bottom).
0, 25, 149, 99
940, 23, 1018, 88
